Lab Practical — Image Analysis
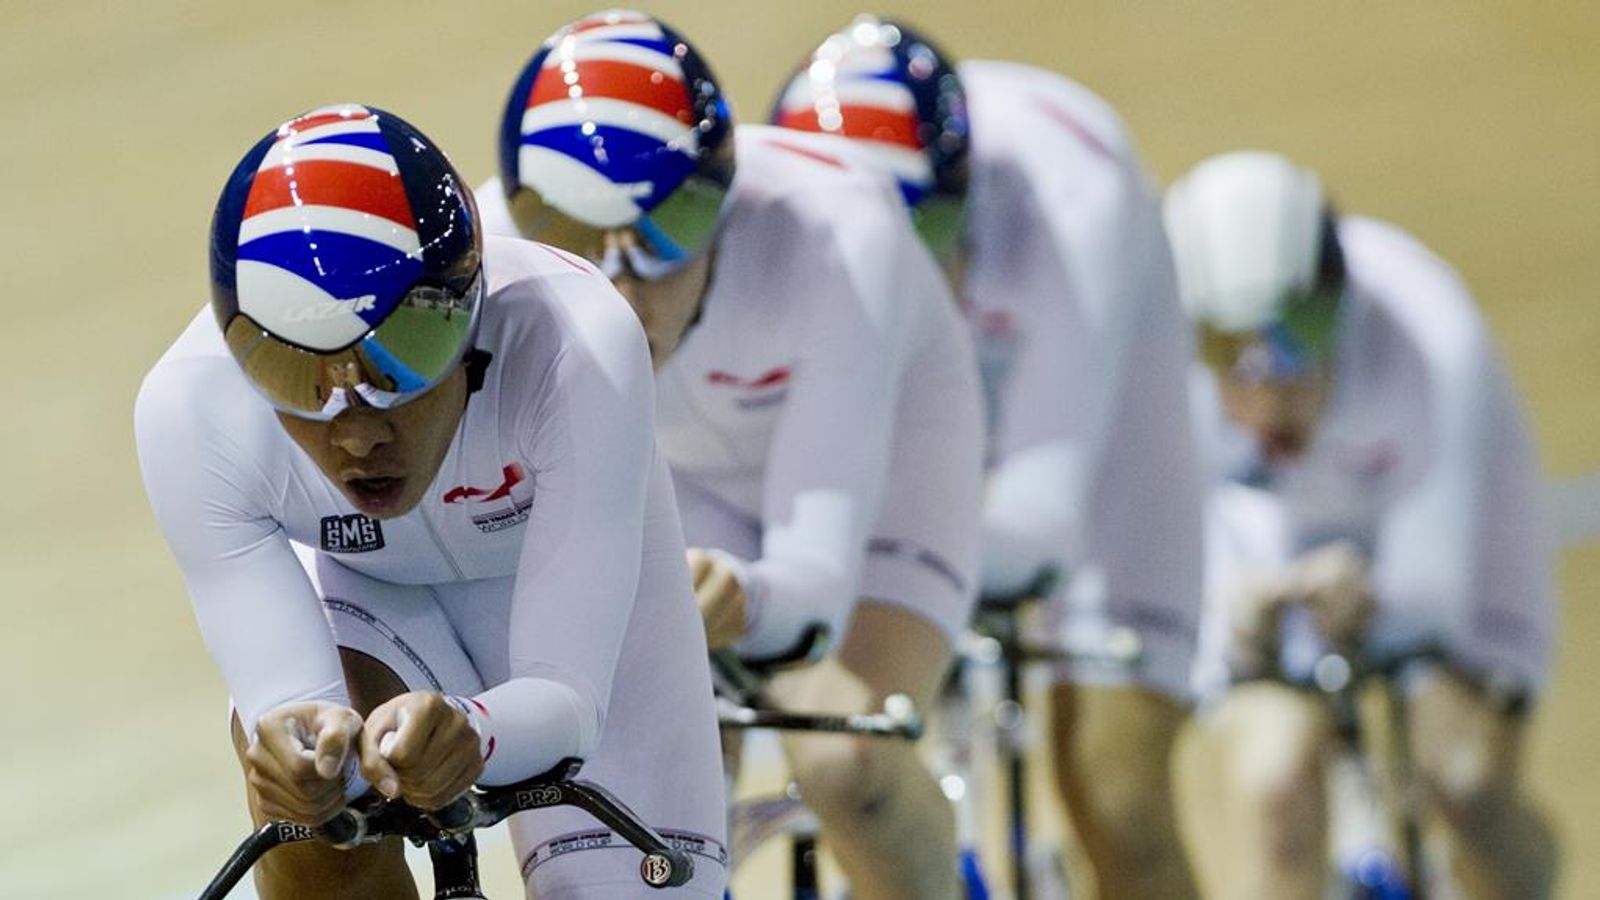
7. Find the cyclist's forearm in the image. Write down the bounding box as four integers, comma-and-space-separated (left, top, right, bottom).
461, 676, 597, 787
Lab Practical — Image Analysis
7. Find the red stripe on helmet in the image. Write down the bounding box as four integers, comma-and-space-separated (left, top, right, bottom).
243, 160, 415, 229
529, 59, 691, 123
778, 104, 921, 150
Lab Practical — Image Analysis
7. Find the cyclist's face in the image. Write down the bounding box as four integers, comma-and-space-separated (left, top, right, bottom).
610, 236, 714, 368
1215, 365, 1334, 465
276, 364, 469, 518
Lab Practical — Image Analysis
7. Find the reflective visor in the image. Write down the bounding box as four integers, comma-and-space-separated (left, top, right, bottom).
512, 173, 730, 280
1198, 288, 1341, 381
226, 273, 483, 419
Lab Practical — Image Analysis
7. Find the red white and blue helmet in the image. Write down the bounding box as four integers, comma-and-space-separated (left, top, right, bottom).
211, 104, 483, 419
497, 9, 734, 278
772, 15, 969, 257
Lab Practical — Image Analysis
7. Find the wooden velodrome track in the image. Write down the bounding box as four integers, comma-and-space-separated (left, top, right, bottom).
1, 2, 1594, 896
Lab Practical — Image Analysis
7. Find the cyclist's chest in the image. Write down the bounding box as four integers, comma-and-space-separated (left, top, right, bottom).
275, 422, 535, 583
1280, 397, 1427, 549
654, 300, 806, 473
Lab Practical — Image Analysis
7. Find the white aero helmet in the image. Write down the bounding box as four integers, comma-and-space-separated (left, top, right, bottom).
1165, 151, 1345, 375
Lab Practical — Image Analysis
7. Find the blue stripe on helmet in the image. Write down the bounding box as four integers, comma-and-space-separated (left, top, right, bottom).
301, 131, 392, 153
609, 35, 681, 57
522, 123, 696, 211
236, 230, 424, 329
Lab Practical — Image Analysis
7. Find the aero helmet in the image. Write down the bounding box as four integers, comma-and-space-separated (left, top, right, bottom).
772, 15, 969, 259
498, 9, 734, 279
1164, 150, 1346, 379
211, 104, 483, 419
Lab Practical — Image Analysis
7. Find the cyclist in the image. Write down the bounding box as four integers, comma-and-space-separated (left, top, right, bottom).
478, 11, 985, 899
1169, 150, 1557, 900
774, 18, 1204, 897
135, 104, 727, 899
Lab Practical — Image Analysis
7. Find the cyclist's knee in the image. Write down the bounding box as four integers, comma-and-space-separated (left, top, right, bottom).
1217, 685, 1328, 865
1406, 668, 1526, 834
787, 732, 910, 822
1415, 741, 1516, 834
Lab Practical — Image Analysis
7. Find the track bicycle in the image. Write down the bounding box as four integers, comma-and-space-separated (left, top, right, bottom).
196, 756, 694, 899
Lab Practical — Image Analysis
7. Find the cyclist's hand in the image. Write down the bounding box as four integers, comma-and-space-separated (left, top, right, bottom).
358, 692, 483, 810
1229, 571, 1295, 674
247, 702, 362, 825
688, 548, 748, 650
1293, 541, 1373, 648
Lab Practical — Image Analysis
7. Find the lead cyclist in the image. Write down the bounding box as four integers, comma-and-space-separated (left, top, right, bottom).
775, 18, 1205, 898
478, 11, 986, 900
135, 105, 727, 899
1170, 151, 1558, 900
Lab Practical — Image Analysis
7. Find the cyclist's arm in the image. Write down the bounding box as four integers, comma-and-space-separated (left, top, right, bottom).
978, 151, 1155, 597
471, 280, 659, 785
135, 356, 349, 737
734, 186, 918, 659
1370, 290, 1553, 681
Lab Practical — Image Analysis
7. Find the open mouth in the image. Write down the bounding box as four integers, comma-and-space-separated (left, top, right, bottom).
344, 476, 407, 515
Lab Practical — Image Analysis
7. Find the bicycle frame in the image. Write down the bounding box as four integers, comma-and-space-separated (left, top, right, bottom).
950, 592, 1144, 900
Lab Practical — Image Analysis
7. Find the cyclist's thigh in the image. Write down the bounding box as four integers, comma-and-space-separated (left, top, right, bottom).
1404, 665, 1529, 796
1210, 682, 1331, 795
301, 545, 485, 696
507, 458, 729, 899
769, 602, 955, 717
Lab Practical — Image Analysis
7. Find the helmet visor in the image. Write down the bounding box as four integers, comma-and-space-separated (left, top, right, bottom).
912, 192, 966, 264
513, 174, 730, 280
226, 273, 484, 420
1198, 287, 1341, 381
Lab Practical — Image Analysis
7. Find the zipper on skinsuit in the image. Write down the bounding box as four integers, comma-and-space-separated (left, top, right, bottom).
419, 500, 466, 580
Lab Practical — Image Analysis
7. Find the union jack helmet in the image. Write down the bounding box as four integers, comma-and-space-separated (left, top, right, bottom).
497, 10, 733, 277
773, 15, 968, 257
210, 104, 483, 419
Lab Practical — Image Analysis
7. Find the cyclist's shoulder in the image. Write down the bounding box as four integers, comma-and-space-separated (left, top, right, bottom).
137, 308, 259, 423
729, 126, 907, 234
135, 308, 288, 476
734, 125, 891, 194
1341, 216, 1489, 372
480, 236, 650, 388
963, 61, 1136, 171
